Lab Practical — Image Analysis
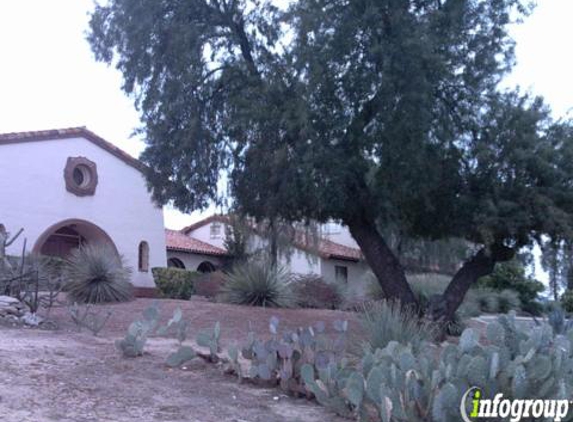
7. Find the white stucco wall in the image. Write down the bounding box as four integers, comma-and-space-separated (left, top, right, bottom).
279, 248, 321, 275
189, 222, 227, 249
0, 136, 166, 288
321, 259, 370, 297
166, 250, 224, 272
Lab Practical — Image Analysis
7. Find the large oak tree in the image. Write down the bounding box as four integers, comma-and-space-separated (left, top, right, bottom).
89, 0, 573, 321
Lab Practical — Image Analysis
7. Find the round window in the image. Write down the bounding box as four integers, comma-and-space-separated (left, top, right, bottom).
64, 157, 98, 196
72, 165, 92, 188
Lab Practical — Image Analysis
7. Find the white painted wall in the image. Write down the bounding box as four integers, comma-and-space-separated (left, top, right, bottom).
321, 259, 370, 297
189, 222, 227, 249
166, 250, 223, 272
0, 136, 166, 288
279, 248, 321, 275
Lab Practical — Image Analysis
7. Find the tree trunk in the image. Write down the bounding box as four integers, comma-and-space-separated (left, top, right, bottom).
347, 217, 418, 307
433, 248, 495, 323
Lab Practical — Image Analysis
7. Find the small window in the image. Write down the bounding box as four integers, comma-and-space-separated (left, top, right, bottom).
138, 241, 149, 272
210, 222, 222, 239
168, 257, 185, 269
335, 265, 348, 284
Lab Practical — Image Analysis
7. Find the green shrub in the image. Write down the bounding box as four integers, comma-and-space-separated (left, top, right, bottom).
463, 288, 521, 315
152, 267, 197, 299
360, 300, 437, 353
220, 261, 297, 308
366, 271, 522, 319
496, 289, 521, 313
293, 275, 343, 309
478, 260, 544, 315
561, 289, 573, 312
64, 244, 133, 304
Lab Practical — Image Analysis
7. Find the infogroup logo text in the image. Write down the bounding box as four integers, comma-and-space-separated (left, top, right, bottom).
460, 387, 570, 422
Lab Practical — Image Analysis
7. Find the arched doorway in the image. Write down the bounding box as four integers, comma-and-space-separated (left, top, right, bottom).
197, 261, 216, 273
168, 258, 186, 269
33, 219, 119, 259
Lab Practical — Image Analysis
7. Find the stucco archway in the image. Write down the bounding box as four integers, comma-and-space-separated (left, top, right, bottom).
197, 261, 216, 273
32, 219, 120, 259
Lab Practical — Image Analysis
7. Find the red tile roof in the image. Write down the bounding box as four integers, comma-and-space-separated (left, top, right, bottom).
180, 214, 363, 262
165, 229, 228, 257
315, 238, 363, 261
0, 127, 145, 172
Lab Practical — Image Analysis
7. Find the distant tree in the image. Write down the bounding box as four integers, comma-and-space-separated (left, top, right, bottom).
89, 0, 573, 322
541, 240, 573, 301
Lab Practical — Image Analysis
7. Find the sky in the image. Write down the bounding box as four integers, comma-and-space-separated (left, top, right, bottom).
0, 0, 572, 236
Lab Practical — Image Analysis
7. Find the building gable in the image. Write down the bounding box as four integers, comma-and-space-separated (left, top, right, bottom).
0, 127, 145, 173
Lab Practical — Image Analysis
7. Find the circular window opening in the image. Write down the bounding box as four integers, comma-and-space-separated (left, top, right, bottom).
72, 165, 92, 188
64, 157, 98, 197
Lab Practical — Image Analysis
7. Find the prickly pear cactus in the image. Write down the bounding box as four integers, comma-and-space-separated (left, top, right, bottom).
115, 302, 160, 357
309, 312, 573, 422
241, 316, 350, 398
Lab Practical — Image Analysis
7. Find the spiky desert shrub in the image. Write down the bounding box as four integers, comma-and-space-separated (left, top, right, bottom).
220, 261, 297, 308
293, 275, 343, 309
64, 244, 133, 304
152, 267, 197, 299
360, 301, 437, 353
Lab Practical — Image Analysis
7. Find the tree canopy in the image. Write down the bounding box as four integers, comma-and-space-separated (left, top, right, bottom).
89, 0, 573, 320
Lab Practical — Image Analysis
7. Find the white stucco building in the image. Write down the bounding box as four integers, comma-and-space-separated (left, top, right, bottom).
165, 215, 371, 295
0, 127, 166, 295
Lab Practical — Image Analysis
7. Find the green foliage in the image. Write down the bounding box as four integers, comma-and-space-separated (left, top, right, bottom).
303, 313, 573, 421
88, 0, 573, 316
360, 301, 437, 353
241, 316, 350, 401
221, 261, 297, 308
463, 288, 521, 315
292, 275, 343, 310
64, 244, 133, 304
151, 267, 197, 300
116, 303, 160, 357
561, 290, 573, 313
478, 260, 544, 315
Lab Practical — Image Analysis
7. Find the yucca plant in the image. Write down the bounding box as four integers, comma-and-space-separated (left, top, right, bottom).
220, 261, 297, 308
64, 243, 133, 304
360, 300, 437, 352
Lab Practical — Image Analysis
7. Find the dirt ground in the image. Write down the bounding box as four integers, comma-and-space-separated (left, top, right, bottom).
0, 298, 356, 422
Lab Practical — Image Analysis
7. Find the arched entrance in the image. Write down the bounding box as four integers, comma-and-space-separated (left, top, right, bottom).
168, 258, 186, 269
197, 261, 216, 273
33, 219, 119, 259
